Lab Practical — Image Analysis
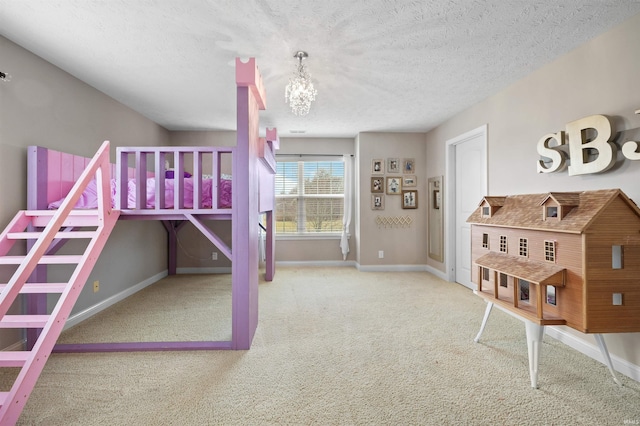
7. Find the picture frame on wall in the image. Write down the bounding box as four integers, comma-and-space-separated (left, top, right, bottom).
371, 194, 385, 210
403, 158, 415, 174
387, 158, 400, 173
372, 159, 384, 174
386, 176, 402, 194
402, 190, 418, 209
402, 175, 417, 187
371, 177, 384, 193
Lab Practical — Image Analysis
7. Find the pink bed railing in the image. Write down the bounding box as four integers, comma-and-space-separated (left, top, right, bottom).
115, 146, 234, 213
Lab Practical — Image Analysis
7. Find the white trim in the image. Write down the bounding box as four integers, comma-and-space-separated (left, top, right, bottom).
545, 327, 640, 382
176, 267, 233, 274
277, 260, 357, 268
64, 270, 168, 330
425, 265, 449, 281
445, 124, 488, 283
356, 264, 427, 272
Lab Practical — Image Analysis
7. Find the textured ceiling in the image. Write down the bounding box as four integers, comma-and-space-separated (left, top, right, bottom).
1, 1, 640, 138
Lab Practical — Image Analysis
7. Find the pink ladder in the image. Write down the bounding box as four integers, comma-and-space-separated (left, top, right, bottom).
0, 141, 119, 425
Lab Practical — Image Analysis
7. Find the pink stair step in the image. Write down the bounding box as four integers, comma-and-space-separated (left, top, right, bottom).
0, 255, 83, 265
7, 231, 97, 240
0, 283, 67, 293
0, 352, 30, 367
0, 315, 50, 328
25, 210, 101, 227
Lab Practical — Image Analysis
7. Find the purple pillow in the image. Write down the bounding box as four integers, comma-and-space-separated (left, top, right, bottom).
165, 170, 192, 179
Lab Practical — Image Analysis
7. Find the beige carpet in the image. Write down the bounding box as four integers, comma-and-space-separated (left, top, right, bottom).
13, 267, 640, 425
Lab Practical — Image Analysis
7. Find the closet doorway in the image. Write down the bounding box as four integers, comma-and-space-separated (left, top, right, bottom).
445, 125, 487, 290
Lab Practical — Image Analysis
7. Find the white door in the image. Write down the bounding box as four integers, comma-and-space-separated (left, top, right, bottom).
446, 125, 487, 290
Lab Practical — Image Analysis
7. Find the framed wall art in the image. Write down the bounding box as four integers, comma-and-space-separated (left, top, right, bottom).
371, 194, 385, 210
386, 176, 402, 194
372, 159, 384, 174
402, 175, 417, 187
371, 177, 384, 193
387, 158, 400, 173
402, 190, 418, 209
403, 158, 415, 174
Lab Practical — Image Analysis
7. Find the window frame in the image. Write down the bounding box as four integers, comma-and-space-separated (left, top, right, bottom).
274, 158, 346, 237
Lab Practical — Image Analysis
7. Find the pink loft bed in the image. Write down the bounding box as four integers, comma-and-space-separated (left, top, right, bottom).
24, 58, 277, 354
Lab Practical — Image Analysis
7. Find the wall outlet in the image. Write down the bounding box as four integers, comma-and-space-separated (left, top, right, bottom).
211, 252, 218, 260
378, 250, 384, 259
93, 280, 99, 293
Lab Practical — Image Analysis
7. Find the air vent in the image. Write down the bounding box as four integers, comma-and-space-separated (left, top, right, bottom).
290, 130, 306, 134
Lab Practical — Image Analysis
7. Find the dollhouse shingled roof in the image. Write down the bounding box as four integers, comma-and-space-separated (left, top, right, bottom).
474, 251, 565, 285
467, 188, 640, 233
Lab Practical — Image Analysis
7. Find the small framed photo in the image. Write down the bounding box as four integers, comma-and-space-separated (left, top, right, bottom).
402, 175, 417, 187
403, 158, 415, 174
387, 158, 400, 173
372, 159, 384, 174
402, 190, 418, 209
386, 176, 402, 195
371, 177, 384, 193
371, 194, 385, 210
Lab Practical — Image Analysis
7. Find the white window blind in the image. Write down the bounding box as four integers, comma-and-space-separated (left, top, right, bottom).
275, 160, 345, 234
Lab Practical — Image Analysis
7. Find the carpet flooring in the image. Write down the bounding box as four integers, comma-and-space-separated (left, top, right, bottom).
11, 267, 640, 425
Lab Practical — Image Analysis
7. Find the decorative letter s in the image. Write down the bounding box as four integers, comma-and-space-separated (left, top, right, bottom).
537, 132, 567, 173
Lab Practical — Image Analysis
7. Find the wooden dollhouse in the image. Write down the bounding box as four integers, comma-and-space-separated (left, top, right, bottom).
467, 189, 640, 387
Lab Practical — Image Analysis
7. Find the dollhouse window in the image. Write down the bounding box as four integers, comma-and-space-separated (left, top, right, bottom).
482, 206, 490, 217
519, 279, 530, 301
499, 273, 508, 288
499, 235, 507, 252
612, 245, 624, 269
544, 240, 556, 262
482, 267, 489, 281
482, 233, 489, 249
546, 285, 557, 306
546, 206, 558, 218
519, 238, 528, 257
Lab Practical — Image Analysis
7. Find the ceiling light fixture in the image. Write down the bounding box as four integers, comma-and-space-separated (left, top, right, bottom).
285, 51, 317, 116
0, 71, 11, 82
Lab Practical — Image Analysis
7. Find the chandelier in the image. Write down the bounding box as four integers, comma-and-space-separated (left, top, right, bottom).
285, 51, 317, 116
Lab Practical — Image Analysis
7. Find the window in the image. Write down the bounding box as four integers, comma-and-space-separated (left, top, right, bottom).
519, 279, 530, 301
482, 206, 490, 217
544, 240, 556, 262
612, 245, 624, 269
546, 206, 558, 218
482, 267, 489, 281
499, 273, 508, 288
499, 235, 507, 253
519, 238, 528, 257
482, 233, 489, 249
546, 285, 557, 306
275, 160, 344, 234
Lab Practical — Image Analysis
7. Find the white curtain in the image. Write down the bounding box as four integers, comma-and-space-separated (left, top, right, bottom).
340, 155, 354, 260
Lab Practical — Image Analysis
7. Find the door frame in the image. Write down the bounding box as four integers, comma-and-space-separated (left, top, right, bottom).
445, 124, 488, 283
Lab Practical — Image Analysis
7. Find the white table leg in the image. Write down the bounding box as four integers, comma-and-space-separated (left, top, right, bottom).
525, 320, 544, 389
474, 301, 493, 343
594, 334, 622, 387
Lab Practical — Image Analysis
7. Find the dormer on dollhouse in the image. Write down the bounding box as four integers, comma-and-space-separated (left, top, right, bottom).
467, 188, 640, 334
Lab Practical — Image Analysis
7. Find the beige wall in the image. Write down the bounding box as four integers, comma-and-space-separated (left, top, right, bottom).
356, 132, 427, 268
0, 36, 170, 348
425, 14, 640, 368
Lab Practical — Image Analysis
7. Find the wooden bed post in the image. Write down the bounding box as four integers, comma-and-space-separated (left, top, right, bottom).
233, 58, 266, 350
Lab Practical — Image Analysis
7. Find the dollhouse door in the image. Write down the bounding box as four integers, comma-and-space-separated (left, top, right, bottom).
447, 125, 487, 290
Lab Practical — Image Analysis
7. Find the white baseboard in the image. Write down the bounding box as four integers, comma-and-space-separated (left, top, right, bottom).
64, 270, 168, 330
176, 267, 232, 274
356, 264, 428, 272
276, 260, 357, 268
425, 265, 449, 281
545, 326, 640, 382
